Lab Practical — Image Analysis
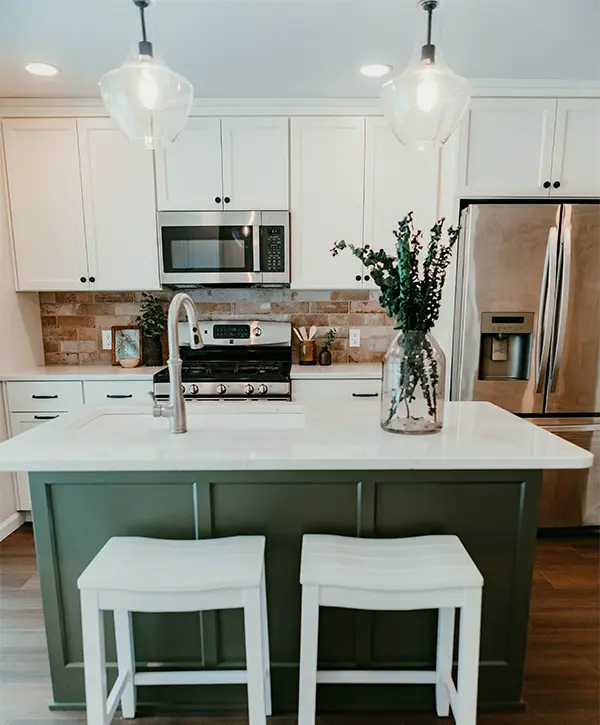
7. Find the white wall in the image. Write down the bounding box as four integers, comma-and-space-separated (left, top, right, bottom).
0, 132, 44, 530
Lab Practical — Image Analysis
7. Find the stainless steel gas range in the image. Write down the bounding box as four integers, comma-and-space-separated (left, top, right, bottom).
153, 320, 292, 402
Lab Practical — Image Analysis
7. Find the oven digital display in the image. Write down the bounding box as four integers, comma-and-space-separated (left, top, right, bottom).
213, 325, 251, 339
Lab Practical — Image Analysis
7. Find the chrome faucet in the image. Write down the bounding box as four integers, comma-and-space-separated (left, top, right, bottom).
149, 293, 203, 434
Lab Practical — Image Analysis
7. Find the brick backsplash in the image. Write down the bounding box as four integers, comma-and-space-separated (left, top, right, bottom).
39, 289, 397, 365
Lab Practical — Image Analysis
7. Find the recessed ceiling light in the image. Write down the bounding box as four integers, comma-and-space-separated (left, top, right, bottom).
25, 62, 61, 77
360, 64, 393, 78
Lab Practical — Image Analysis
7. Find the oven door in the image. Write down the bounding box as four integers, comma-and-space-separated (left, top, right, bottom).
159, 211, 262, 285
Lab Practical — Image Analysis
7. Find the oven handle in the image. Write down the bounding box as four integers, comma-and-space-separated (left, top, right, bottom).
252, 223, 261, 273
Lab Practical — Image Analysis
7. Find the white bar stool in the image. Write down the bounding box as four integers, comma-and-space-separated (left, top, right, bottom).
298, 534, 484, 725
77, 536, 271, 725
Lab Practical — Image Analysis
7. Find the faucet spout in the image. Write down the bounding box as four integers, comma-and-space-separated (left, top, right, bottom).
165, 292, 203, 434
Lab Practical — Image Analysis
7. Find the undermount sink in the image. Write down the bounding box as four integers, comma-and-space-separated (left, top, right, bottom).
74, 403, 306, 434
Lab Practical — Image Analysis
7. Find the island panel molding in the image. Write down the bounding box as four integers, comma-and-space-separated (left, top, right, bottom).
30, 469, 541, 713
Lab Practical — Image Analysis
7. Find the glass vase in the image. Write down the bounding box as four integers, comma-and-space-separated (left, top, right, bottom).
381, 330, 446, 435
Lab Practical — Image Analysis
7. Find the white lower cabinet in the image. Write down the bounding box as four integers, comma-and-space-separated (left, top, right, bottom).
293, 378, 381, 403
83, 380, 153, 405
6, 380, 83, 412
10, 412, 67, 510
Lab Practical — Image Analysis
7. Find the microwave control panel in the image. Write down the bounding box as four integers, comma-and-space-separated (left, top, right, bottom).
260, 226, 286, 273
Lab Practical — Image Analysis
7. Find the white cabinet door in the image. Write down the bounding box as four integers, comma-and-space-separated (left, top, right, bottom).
456, 98, 557, 197
293, 378, 380, 402
291, 117, 365, 289
221, 117, 289, 210
83, 380, 153, 405
78, 119, 160, 291
155, 117, 223, 210
551, 99, 600, 197
2, 118, 89, 291
363, 118, 441, 289
10, 412, 65, 510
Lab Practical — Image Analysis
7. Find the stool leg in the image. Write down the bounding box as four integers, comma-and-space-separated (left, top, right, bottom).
436, 607, 455, 717
260, 570, 272, 717
457, 588, 483, 725
298, 585, 319, 725
80, 590, 108, 725
114, 609, 136, 719
244, 587, 267, 725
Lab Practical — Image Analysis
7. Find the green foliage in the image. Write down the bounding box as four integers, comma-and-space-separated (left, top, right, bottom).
136, 293, 167, 340
332, 213, 459, 424
321, 328, 338, 353
331, 212, 459, 332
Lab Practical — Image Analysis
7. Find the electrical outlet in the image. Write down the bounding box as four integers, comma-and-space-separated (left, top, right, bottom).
349, 329, 361, 348
102, 330, 112, 350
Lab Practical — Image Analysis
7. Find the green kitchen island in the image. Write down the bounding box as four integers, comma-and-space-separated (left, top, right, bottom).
0, 400, 591, 716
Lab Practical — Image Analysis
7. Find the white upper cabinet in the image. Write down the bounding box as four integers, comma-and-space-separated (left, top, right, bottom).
155, 117, 223, 210
156, 116, 290, 211
2, 118, 89, 291
221, 117, 289, 210
363, 118, 441, 289
550, 98, 600, 197
456, 98, 557, 197
78, 118, 160, 291
291, 117, 365, 289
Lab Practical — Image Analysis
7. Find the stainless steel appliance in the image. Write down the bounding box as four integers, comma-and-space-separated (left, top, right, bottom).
153, 320, 292, 401
452, 202, 600, 528
158, 211, 290, 286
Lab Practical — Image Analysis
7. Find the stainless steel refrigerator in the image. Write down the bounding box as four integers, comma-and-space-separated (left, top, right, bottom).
451, 202, 600, 529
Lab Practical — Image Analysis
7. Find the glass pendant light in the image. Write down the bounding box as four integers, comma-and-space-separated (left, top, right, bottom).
99, 0, 193, 149
381, 0, 471, 151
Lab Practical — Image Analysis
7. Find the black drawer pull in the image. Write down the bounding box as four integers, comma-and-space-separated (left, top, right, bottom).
32, 394, 59, 399
34, 415, 58, 420
106, 394, 133, 399
352, 392, 379, 398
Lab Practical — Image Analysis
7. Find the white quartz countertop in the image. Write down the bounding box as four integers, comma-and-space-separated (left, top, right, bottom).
0, 365, 163, 382
291, 363, 382, 379
0, 401, 591, 473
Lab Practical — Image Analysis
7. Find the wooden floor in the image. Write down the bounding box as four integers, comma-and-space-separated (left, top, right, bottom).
0, 525, 598, 725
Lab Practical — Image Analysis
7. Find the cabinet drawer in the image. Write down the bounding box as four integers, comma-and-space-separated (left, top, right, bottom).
293, 378, 381, 402
6, 381, 83, 412
83, 380, 152, 405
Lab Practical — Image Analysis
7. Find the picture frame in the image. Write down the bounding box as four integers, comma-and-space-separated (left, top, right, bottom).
111, 326, 142, 366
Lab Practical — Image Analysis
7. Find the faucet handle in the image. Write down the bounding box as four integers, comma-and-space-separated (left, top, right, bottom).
148, 391, 164, 418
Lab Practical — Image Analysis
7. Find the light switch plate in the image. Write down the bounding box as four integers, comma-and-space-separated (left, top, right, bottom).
102, 330, 112, 350
349, 329, 360, 348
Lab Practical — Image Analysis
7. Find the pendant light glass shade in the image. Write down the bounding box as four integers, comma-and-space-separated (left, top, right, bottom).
381, 1, 470, 151
99, 1, 193, 149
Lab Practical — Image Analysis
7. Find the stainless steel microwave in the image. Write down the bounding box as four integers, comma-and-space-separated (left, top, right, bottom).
158, 211, 290, 286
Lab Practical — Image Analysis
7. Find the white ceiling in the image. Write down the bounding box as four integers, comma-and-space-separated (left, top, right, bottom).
0, 0, 598, 99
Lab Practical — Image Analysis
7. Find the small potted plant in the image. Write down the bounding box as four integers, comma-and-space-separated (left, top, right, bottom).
332, 213, 458, 435
136, 293, 167, 367
319, 328, 337, 366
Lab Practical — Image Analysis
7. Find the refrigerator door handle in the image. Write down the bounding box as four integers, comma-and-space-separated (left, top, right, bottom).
548, 216, 572, 393
535, 226, 559, 393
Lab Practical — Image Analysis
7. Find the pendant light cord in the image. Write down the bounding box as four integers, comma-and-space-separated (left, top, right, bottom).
420, 0, 438, 63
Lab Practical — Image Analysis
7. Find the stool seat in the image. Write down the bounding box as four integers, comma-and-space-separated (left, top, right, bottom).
300, 534, 483, 591
78, 536, 266, 593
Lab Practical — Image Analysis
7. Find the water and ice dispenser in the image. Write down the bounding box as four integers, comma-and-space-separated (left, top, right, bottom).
478, 313, 534, 380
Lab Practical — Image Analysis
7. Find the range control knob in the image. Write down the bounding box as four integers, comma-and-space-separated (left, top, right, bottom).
257, 384, 269, 396
253, 327, 262, 337
181, 384, 186, 394
244, 384, 255, 396
189, 384, 200, 395
216, 384, 227, 396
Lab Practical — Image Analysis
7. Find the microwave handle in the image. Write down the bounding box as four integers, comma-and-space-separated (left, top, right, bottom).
253, 224, 261, 272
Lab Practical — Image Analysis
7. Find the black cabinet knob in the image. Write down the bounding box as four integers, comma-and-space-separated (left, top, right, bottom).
224, 196, 231, 204
215, 196, 222, 204
80, 276, 87, 283
89, 276, 96, 283
553, 181, 561, 189
364, 275, 370, 282
543, 181, 551, 189
355, 275, 361, 282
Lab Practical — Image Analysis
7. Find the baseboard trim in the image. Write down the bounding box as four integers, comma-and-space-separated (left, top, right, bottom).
0, 511, 25, 542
